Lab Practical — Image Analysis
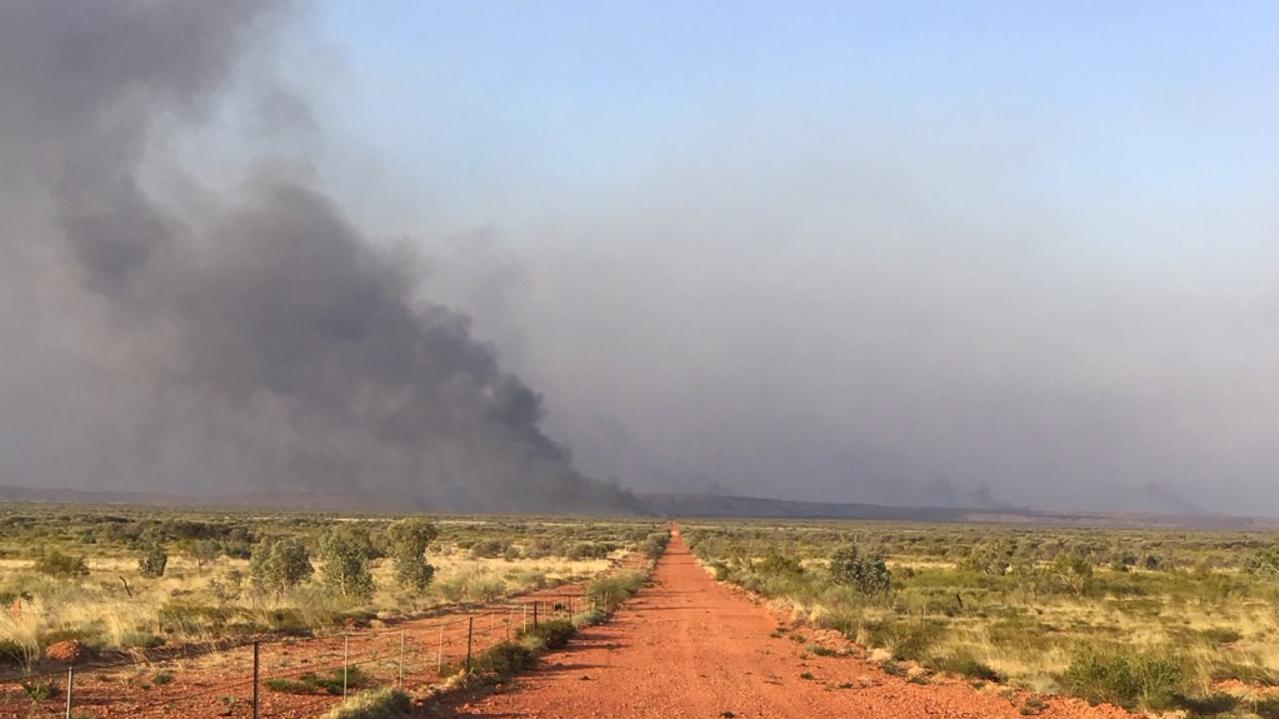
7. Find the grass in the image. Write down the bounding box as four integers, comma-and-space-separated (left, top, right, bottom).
0, 504, 662, 663
587, 572, 646, 612
1060, 650, 1184, 711
320, 687, 411, 719
684, 518, 1279, 717
518, 619, 576, 650
266, 666, 368, 695
470, 641, 539, 678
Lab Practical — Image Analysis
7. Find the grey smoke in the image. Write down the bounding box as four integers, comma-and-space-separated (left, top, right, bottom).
0, 1, 633, 512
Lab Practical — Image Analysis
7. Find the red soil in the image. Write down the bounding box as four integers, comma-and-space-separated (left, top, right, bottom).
436, 532, 1137, 719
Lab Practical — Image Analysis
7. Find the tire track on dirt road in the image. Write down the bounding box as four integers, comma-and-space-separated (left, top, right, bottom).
434, 531, 1135, 719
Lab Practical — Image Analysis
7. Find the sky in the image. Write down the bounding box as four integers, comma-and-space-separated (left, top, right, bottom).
284, 2, 1279, 514
3, 2, 1278, 515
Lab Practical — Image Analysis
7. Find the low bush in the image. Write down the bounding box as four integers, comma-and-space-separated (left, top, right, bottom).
469, 538, 512, 559
572, 608, 607, 627
1061, 649, 1184, 711
21, 679, 59, 702
265, 667, 368, 695
566, 542, 615, 561
320, 687, 411, 719
640, 532, 670, 560
587, 572, 645, 612
119, 631, 166, 649
471, 641, 539, 677
932, 652, 1002, 682
829, 543, 891, 595
518, 619, 576, 649
138, 546, 168, 578
34, 549, 89, 579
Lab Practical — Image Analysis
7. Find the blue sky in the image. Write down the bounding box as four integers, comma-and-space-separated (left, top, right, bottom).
311, 1, 1278, 229
289, 2, 1279, 513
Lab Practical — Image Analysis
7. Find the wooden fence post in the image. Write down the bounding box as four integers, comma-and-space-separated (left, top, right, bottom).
398, 629, 406, 687
342, 634, 350, 697
252, 640, 260, 719
64, 666, 73, 719
465, 617, 474, 674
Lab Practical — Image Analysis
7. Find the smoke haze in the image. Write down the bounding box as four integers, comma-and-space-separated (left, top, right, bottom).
4, 2, 1278, 517
0, 0, 631, 512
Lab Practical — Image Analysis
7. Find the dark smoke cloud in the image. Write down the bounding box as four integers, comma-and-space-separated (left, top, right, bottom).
0, 1, 633, 512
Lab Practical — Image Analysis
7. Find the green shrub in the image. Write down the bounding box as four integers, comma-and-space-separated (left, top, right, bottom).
138, 546, 168, 578
571, 608, 607, 627
934, 652, 1002, 682
120, 631, 165, 649
34, 549, 89, 578
640, 532, 670, 560
472, 641, 538, 677
829, 543, 891, 595
469, 538, 511, 559
1061, 650, 1183, 710
519, 619, 576, 649
754, 553, 804, 577
265, 666, 368, 695
320, 687, 411, 719
588, 572, 645, 611
566, 542, 615, 561
21, 680, 59, 702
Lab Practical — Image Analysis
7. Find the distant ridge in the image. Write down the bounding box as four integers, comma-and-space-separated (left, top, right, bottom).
1, 484, 1274, 530
638, 492, 1279, 530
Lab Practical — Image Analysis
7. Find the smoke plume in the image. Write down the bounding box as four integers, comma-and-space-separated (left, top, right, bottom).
0, 0, 634, 512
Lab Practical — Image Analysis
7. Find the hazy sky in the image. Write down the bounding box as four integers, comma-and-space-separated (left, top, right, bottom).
294, 2, 1279, 515
4, 2, 1278, 515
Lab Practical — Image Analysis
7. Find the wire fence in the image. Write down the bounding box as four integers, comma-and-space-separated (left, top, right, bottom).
0, 593, 595, 719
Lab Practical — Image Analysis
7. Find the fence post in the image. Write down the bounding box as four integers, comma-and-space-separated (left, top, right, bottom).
252, 640, 260, 719
398, 629, 405, 688
437, 624, 444, 673
465, 617, 474, 674
342, 633, 350, 697
522, 603, 527, 632
64, 666, 73, 719
533, 601, 538, 629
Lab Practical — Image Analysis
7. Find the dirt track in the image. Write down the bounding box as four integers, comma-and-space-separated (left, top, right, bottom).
438, 532, 1135, 719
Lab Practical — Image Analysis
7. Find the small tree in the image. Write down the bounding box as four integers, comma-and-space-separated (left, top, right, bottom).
138, 546, 168, 578
249, 537, 314, 598
829, 543, 891, 595
34, 548, 90, 578
188, 539, 221, 571
318, 526, 375, 601
386, 517, 438, 591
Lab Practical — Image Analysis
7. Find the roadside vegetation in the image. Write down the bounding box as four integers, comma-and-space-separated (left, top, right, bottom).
686, 520, 1279, 718
0, 504, 663, 671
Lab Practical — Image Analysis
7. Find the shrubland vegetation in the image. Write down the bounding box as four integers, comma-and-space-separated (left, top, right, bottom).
0, 503, 663, 671
685, 520, 1279, 718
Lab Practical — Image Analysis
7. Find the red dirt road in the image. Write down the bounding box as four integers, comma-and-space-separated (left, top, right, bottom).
438, 533, 1134, 719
